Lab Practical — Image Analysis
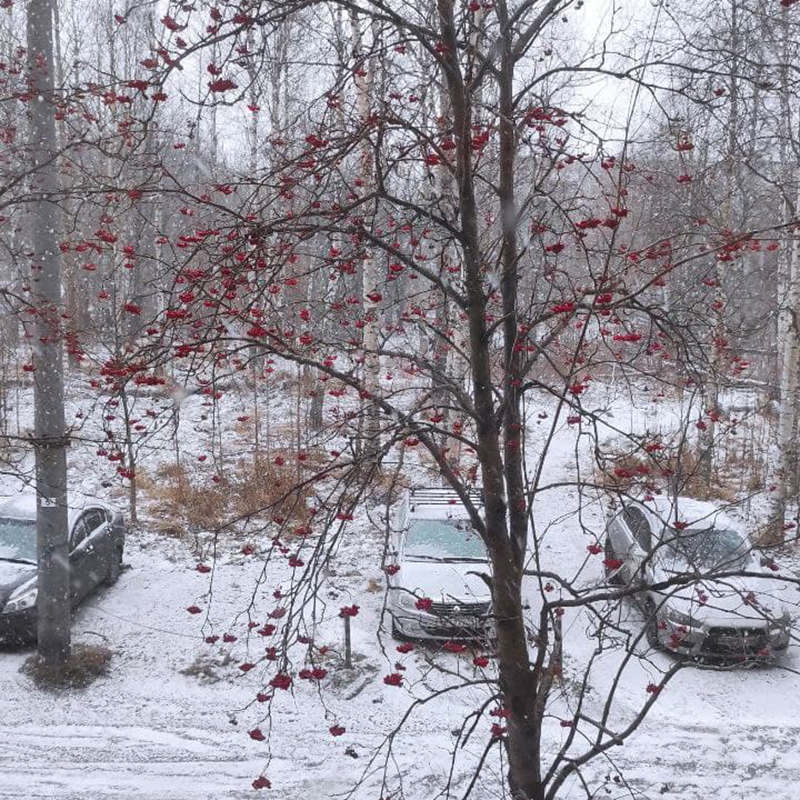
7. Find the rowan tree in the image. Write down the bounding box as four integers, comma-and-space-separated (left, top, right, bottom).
2, 0, 799, 795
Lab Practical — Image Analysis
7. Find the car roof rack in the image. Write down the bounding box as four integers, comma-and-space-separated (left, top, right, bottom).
409, 487, 484, 510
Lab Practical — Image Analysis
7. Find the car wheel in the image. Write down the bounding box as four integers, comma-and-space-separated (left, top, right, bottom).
105, 547, 123, 586
604, 537, 624, 585
644, 599, 661, 650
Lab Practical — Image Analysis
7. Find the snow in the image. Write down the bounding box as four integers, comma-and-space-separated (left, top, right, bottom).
409, 505, 477, 520
0, 378, 798, 799
521, 397, 800, 799
645, 495, 739, 529
0, 492, 115, 528
0, 494, 39, 519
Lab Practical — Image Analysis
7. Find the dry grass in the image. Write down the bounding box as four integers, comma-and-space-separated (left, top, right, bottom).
232, 415, 255, 436
369, 465, 410, 507
717, 437, 768, 495
22, 644, 113, 690
140, 452, 323, 535
139, 465, 228, 534
596, 446, 737, 503
156, 462, 185, 480
179, 650, 236, 683
227, 454, 315, 526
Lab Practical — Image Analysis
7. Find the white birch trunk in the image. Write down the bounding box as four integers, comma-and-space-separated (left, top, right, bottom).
776, 12, 799, 498
351, 13, 381, 450
767, 192, 800, 545
699, 6, 740, 496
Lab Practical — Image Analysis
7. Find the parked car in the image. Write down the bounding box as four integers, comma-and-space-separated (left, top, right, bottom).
604, 495, 793, 660
387, 487, 492, 641
0, 493, 126, 644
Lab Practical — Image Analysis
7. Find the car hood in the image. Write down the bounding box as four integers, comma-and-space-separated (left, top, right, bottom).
0, 561, 36, 606
396, 560, 491, 603
656, 571, 796, 626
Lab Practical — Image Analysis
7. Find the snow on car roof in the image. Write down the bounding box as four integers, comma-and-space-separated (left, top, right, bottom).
0, 493, 38, 520
409, 503, 477, 520
408, 488, 483, 520
0, 492, 114, 525
643, 495, 739, 531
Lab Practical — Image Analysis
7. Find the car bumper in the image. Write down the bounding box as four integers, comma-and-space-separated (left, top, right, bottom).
391, 610, 493, 641
660, 621, 790, 661
0, 608, 36, 645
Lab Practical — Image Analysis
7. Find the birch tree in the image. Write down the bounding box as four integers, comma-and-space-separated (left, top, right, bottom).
767, 192, 800, 543
350, 10, 382, 456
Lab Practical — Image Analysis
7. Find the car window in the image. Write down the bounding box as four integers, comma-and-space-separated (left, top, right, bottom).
70, 517, 89, 550
84, 509, 106, 534
662, 527, 749, 571
622, 507, 651, 551
0, 517, 37, 563
404, 518, 486, 561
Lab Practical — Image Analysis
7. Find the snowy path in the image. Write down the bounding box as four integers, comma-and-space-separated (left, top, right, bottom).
576, 717, 800, 799
0, 550, 270, 799
0, 724, 261, 799
0, 539, 483, 800
3, 698, 799, 800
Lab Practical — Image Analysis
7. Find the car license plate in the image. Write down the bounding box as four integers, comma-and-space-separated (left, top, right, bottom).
717, 635, 763, 650
451, 616, 480, 628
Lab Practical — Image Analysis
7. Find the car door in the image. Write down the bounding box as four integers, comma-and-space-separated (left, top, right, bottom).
80, 508, 111, 590
69, 515, 91, 600
621, 506, 652, 583
608, 509, 632, 565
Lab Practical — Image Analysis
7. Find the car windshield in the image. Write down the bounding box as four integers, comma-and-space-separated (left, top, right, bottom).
660, 527, 749, 571
0, 517, 36, 564
404, 518, 486, 561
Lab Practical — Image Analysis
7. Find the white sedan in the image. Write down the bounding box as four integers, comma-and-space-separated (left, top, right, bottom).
387, 488, 492, 641
604, 495, 793, 660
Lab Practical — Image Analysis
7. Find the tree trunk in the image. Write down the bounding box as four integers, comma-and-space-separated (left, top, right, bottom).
431, 78, 456, 453
766, 192, 800, 545
351, 12, 381, 454
27, 0, 71, 669
493, 553, 544, 800
776, 11, 800, 501
698, 2, 743, 497
309, 375, 324, 431
120, 389, 138, 525
436, 1, 545, 795
308, 236, 326, 432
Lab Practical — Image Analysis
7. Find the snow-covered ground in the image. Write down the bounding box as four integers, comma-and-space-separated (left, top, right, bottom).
527, 417, 800, 800
1, 376, 799, 800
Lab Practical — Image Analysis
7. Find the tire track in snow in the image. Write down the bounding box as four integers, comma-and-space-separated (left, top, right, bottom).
590, 720, 800, 799
0, 724, 265, 799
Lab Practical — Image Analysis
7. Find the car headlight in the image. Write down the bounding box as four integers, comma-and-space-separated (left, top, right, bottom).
775, 609, 793, 629
3, 583, 37, 614
391, 590, 415, 611
665, 608, 696, 628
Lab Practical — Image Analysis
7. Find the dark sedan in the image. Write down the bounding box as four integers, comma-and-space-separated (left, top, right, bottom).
0, 493, 125, 644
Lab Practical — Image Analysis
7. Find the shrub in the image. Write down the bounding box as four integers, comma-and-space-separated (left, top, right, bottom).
21, 644, 113, 690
